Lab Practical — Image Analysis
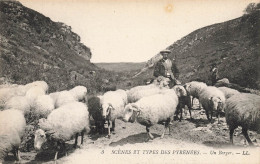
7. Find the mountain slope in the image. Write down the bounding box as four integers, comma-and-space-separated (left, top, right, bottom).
0, 0, 112, 92
134, 10, 260, 89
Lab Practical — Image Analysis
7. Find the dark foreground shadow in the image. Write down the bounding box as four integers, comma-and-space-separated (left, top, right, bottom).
89, 131, 108, 141
29, 142, 77, 163
189, 118, 211, 127
109, 133, 160, 147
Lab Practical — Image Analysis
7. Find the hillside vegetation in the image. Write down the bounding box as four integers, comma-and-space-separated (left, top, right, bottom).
0, 0, 120, 93
134, 9, 260, 89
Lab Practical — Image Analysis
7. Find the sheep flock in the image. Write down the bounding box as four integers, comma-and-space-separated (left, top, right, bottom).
0, 76, 259, 162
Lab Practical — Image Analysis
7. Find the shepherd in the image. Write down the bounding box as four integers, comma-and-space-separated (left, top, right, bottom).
153, 49, 180, 87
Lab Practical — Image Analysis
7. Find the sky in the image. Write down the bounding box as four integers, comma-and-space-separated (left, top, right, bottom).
20, 0, 259, 63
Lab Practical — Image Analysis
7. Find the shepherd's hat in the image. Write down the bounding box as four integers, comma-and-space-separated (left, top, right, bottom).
160, 50, 171, 54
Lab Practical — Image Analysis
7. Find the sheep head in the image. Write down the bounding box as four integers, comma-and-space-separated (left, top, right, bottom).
102, 103, 113, 120
209, 97, 224, 113
153, 76, 170, 88
34, 129, 47, 151
34, 128, 55, 151
173, 85, 187, 97
123, 103, 140, 123
184, 83, 191, 94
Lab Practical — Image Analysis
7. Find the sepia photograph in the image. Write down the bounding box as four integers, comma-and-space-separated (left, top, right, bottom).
0, 0, 259, 163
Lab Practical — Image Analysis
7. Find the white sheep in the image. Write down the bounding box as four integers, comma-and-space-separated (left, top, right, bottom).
34, 102, 90, 162
0, 109, 26, 162
123, 88, 179, 141
4, 96, 31, 114
218, 87, 240, 99
25, 86, 46, 108
225, 93, 260, 146
217, 78, 229, 84
0, 87, 19, 109
199, 86, 226, 123
0, 81, 48, 109
101, 89, 128, 138
69, 86, 87, 102
24, 81, 49, 94
184, 81, 207, 109
127, 76, 170, 103
51, 90, 75, 108
33, 95, 55, 118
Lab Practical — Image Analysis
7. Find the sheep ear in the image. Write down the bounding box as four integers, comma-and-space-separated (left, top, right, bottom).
209, 97, 213, 100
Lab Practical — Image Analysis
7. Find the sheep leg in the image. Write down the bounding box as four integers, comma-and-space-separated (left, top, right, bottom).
191, 97, 194, 107
179, 107, 183, 122
161, 119, 170, 139
161, 122, 166, 139
100, 120, 105, 134
12, 148, 17, 160
74, 133, 79, 148
187, 97, 193, 120
111, 120, 115, 133
54, 151, 58, 164
217, 112, 220, 124
107, 120, 111, 138
229, 127, 235, 145
13, 147, 20, 161
188, 107, 192, 120
146, 126, 154, 140
210, 110, 213, 123
16, 148, 21, 161
205, 110, 210, 121
62, 142, 67, 156
81, 131, 84, 145
242, 128, 253, 146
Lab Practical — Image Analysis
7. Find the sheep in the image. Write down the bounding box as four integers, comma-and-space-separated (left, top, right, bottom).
217, 78, 229, 84
184, 81, 207, 109
24, 81, 48, 94
218, 87, 240, 99
0, 109, 26, 162
225, 93, 260, 146
101, 89, 128, 138
34, 102, 90, 163
127, 76, 170, 103
0, 81, 48, 109
0, 87, 18, 109
214, 81, 250, 93
51, 90, 75, 108
123, 88, 179, 141
87, 96, 105, 134
172, 85, 192, 121
199, 86, 226, 123
4, 96, 31, 114
69, 86, 87, 102
25, 86, 46, 108
33, 95, 55, 118
0, 83, 18, 89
